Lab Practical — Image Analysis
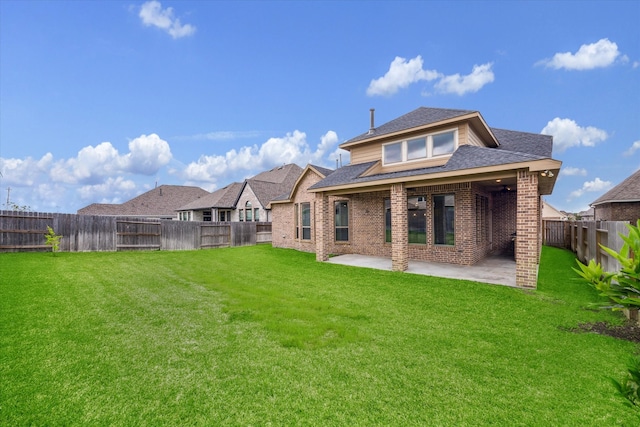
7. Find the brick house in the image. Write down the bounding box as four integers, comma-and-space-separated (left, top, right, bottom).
176, 163, 303, 222
271, 107, 562, 288
591, 169, 640, 222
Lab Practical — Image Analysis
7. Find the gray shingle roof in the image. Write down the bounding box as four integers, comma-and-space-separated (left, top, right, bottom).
591, 169, 640, 205
344, 107, 475, 145
178, 182, 243, 211
310, 107, 555, 191
309, 145, 548, 190
492, 127, 553, 157
309, 164, 334, 177
77, 185, 209, 217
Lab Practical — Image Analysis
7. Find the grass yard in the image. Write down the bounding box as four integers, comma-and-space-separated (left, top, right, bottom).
1, 245, 639, 425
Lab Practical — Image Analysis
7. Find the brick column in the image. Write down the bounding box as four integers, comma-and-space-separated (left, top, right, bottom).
391, 183, 408, 271
516, 170, 539, 288
315, 192, 329, 262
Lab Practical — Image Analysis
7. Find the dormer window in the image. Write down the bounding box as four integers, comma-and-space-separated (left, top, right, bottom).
383, 129, 457, 165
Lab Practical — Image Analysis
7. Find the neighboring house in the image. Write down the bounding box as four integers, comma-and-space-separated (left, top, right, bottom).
576, 208, 595, 221
271, 107, 562, 288
176, 163, 303, 222
542, 200, 568, 220
591, 169, 640, 222
176, 182, 243, 221
77, 185, 210, 220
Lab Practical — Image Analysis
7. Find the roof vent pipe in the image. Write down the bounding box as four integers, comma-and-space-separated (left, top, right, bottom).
368, 108, 375, 134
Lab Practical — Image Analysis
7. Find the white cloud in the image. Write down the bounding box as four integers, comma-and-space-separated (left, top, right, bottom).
624, 140, 640, 157
124, 134, 173, 175
538, 38, 623, 70
560, 166, 587, 177
183, 130, 341, 184
367, 56, 441, 96
569, 177, 612, 200
366, 56, 494, 97
77, 177, 137, 203
0, 153, 53, 186
434, 63, 495, 96
50, 134, 172, 185
541, 118, 608, 152
139, 1, 196, 39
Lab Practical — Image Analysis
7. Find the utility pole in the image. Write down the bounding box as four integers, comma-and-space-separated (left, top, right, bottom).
6, 187, 10, 206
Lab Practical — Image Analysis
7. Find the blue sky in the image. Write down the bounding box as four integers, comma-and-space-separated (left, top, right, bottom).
1, 0, 638, 214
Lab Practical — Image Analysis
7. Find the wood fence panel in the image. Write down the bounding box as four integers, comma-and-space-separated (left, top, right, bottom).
548, 220, 630, 274
231, 222, 256, 247
0, 211, 52, 251
200, 224, 231, 248
0, 211, 271, 253
162, 220, 200, 250
116, 219, 161, 251
543, 220, 569, 248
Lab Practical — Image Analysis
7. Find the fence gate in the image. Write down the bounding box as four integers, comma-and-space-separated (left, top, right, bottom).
543, 220, 569, 248
116, 220, 161, 251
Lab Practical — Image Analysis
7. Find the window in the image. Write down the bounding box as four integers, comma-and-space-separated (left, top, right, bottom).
434, 194, 455, 245
408, 196, 427, 244
383, 142, 403, 164
335, 201, 349, 241
245, 201, 252, 221
433, 132, 455, 156
203, 210, 212, 222
407, 137, 427, 160
294, 204, 299, 238
254, 208, 259, 222
382, 129, 457, 165
239, 209, 244, 222
384, 199, 391, 243
301, 202, 311, 240
219, 210, 231, 222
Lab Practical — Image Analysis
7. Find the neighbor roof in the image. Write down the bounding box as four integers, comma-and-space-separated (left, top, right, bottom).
177, 182, 243, 211
245, 163, 304, 207
77, 185, 209, 217
591, 169, 640, 205
176, 164, 304, 211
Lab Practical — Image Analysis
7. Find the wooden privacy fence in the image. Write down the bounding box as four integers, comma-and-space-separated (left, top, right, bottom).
543, 220, 630, 273
0, 210, 272, 253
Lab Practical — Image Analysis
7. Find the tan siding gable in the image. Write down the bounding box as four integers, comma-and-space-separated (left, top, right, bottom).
467, 124, 485, 146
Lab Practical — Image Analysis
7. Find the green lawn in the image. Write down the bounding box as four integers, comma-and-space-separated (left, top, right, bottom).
1, 245, 638, 425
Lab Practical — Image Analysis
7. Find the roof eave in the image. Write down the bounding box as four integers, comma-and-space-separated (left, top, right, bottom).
591, 198, 640, 207
309, 158, 561, 195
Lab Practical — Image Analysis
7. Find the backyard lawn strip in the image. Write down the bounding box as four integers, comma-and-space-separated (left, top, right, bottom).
0, 245, 638, 425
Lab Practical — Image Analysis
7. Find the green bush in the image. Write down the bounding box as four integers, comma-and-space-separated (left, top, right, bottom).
573, 219, 640, 311
44, 226, 62, 255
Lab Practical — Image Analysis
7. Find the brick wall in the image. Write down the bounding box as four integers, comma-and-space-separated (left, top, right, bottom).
595, 202, 640, 222
271, 169, 323, 254
515, 170, 539, 288
391, 183, 408, 271
492, 190, 517, 255
273, 172, 524, 275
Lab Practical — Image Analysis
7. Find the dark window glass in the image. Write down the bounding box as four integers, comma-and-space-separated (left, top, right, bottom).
434, 194, 455, 245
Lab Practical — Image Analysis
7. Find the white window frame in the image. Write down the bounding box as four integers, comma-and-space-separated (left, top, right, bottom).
382, 128, 458, 166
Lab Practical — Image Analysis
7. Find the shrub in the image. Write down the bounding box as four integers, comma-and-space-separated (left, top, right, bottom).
573, 219, 640, 311
44, 226, 62, 255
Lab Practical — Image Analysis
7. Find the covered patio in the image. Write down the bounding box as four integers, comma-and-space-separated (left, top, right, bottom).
327, 254, 518, 287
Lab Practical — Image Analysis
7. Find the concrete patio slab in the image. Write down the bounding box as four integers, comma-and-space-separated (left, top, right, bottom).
327, 254, 517, 287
